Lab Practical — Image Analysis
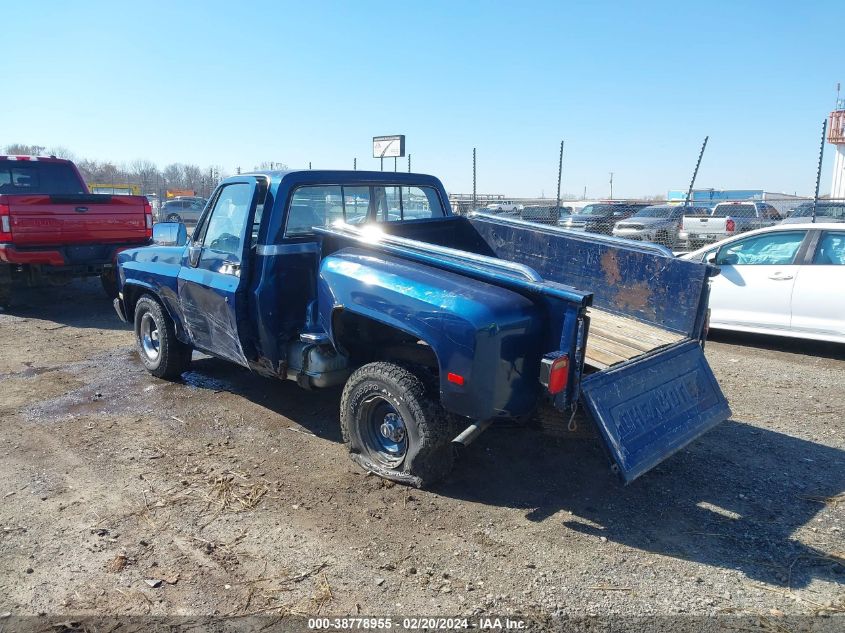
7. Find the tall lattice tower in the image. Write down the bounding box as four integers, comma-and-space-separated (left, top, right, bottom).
829, 98, 845, 199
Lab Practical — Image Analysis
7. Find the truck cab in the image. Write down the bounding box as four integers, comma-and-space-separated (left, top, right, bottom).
115, 170, 730, 488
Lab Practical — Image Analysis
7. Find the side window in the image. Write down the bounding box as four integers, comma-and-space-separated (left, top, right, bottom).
813, 232, 845, 265
400, 186, 445, 220
376, 186, 402, 222
285, 186, 342, 236
343, 186, 370, 224
200, 182, 254, 263
715, 231, 806, 266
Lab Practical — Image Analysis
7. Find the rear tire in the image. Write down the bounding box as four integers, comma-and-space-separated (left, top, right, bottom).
100, 268, 118, 299
0, 266, 11, 310
133, 294, 192, 379
340, 362, 455, 488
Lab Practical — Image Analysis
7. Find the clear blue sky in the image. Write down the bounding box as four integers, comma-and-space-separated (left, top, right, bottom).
4, 0, 843, 197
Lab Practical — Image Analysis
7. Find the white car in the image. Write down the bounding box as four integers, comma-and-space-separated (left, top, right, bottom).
485, 201, 522, 212
681, 223, 845, 344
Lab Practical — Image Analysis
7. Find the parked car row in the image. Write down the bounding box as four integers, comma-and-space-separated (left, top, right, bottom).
559, 202, 652, 235
551, 199, 845, 251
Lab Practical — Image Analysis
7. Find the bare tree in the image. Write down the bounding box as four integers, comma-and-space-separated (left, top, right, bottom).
182, 164, 202, 192
130, 159, 159, 192
47, 146, 75, 160
162, 164, 184, 189
4, 143, 46, 156
5, 145, 227, 197
254, 160, 288, 171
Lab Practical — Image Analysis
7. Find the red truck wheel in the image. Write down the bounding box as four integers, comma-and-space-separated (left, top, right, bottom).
100, 269, 118, 299
0, 266, 11, 309
340, 362, 455, 488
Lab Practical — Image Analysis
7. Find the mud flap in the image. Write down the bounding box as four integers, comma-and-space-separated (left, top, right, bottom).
579, 340, 731, 483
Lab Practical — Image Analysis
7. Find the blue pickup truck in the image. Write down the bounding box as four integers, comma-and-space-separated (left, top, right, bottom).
114, 170, 730, 487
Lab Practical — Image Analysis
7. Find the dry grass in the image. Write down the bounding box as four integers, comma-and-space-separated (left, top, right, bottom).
204, 471, 268, 512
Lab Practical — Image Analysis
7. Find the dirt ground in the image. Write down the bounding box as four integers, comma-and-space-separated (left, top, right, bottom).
1, 279, 843, 627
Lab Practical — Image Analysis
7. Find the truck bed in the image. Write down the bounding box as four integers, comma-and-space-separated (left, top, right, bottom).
325, 214, 709, 371
585, 308, 685, 370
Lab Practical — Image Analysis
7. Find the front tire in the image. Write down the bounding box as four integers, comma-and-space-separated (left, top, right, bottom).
340, 362, 455, 488
133, 294, 192, 379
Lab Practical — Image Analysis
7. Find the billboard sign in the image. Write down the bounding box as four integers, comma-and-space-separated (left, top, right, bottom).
373, 135, 405, 158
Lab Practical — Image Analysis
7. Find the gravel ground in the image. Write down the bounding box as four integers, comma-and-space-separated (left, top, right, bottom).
0, 279, 842, 629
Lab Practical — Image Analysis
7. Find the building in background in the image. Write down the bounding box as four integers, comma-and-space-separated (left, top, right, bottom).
828, 99, 845, 199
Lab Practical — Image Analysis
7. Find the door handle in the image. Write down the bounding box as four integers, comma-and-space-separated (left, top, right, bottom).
767, 274, 793, 280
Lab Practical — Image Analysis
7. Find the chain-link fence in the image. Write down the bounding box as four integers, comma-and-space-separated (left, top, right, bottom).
449, 195, 844, 251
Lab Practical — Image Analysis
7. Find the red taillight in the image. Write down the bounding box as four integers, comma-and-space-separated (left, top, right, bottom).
725, 217, 736, 232
143, 200, 153, 238
0, 202, 11, 241
540, 354, 570, 395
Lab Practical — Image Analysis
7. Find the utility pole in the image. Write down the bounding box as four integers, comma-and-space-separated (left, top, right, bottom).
394, 157, 397, 172
813, 118, 827, 223
408, 154, 411, 173
609, 172, 614, 200
353, 157, 357, 171
309, 161, 312, 169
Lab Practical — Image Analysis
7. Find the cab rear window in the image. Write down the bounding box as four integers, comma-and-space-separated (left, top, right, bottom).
0, 161, 86, 195
285, 184, 445, 237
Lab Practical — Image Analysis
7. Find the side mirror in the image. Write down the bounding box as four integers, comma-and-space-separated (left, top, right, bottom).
705, 251, 717, 264
152, 222, 188, 247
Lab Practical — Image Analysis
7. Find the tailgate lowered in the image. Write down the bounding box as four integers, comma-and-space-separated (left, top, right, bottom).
580, 340, 730, 483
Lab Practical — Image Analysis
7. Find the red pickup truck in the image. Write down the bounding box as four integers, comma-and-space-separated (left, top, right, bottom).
0, 156, 153, 307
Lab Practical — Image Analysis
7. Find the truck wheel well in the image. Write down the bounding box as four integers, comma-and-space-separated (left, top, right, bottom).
122, 284, 144, 319
123, 285, 164, 328
332, 310, 440, 372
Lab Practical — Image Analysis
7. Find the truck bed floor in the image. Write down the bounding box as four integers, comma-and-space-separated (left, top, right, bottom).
584, 308, 685, 370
